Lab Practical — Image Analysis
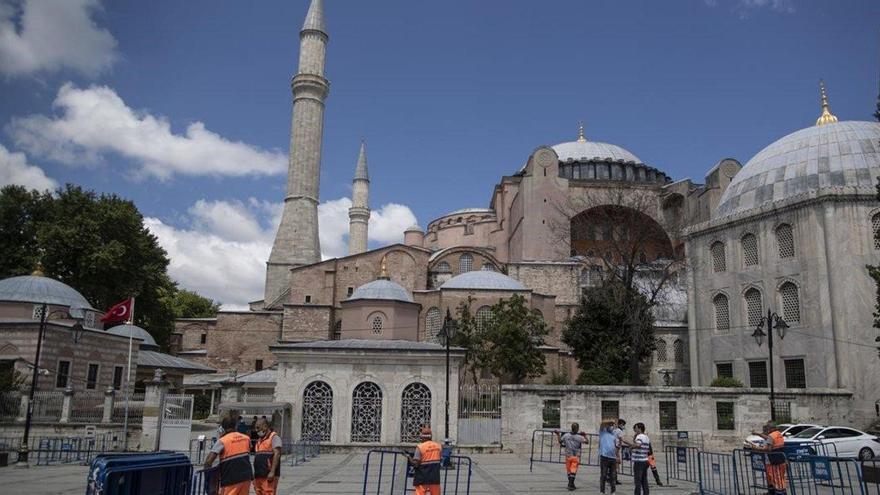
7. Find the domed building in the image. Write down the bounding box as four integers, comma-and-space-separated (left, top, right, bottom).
685, 86, 880, 423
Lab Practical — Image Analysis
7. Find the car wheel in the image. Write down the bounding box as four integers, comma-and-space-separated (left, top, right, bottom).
859, 447, 875, 460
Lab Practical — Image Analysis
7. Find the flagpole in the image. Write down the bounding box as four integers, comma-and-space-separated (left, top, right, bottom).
122, 297, 134, 451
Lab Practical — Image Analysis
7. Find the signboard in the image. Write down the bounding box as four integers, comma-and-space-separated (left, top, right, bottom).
751, 453, 766, 472
810, 458, 832, 481
676, 447, 687, 464
84, 425, 96, 438
677, 431, 689, 440
712, 463, 721, 474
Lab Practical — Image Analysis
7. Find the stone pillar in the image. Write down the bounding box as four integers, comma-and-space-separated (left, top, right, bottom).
140, 369, 169, 452
221, 381, 243, 406
60, 386, 74, 423
102, 388, 115, 424
17, 394, 28, 422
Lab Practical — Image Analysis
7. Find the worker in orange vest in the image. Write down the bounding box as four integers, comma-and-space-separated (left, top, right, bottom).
253, 417, 283, 495
752, 421, 788, 495
407, 426, 442, 495
204, 414, 254, 495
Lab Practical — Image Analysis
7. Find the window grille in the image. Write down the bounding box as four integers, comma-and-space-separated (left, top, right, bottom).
741, 234, 759, 267
113, 366, 124, 390
475, 306, 492, 333
744, 288, 763, 327
351, 382, 382, 443
436, 261, 451, 273
601, 400, 619, 420
459, 254, 474, 273
655, 340, 667, 362
716, 402, 735, 430
400, 383, 431, 443
425, 308, 442, 343
748, 361, 768, 388
773, 401, 792, 423
56, 360, 71, 388
542, 400, 561, 429
86, 364, 99, 390
84, 311, 96, 328
673, 339, 684, 363
779, 282, 800, 324
301, 381, 333, 442
332, 320, 342, 340
371, 316, 383, 334
873, 213, 880, 250
710, 242, 726, 272
659, 401, 678, 430
716, 362, 733, 378
776, 224, 795, 258
713, 294, 730, 332
784, 359, 806, 388
32, 304, 46, 320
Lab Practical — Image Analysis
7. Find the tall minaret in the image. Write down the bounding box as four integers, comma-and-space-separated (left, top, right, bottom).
265, 0, 329, 304
348, 141, 370, 255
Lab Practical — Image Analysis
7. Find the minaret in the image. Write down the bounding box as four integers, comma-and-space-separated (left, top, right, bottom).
815, 79, 838, 126
348, 141, 370, 255
265, 0, 329, 304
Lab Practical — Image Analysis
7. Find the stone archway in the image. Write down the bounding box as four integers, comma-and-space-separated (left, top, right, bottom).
570, 205, 674, 262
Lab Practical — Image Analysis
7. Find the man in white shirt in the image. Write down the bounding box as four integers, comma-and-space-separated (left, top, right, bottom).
626, 423, 651, 495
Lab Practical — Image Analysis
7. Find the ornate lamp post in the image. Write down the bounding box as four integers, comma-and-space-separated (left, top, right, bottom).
438, 309, 457, 441
751, 309, 789, 422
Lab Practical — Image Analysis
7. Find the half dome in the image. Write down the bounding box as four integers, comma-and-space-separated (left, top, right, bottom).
0, 275, 93, 309
552, 140, 643, 164
440, 271, 526, 291
348, 279, 414, 303
106, 324, 159, 350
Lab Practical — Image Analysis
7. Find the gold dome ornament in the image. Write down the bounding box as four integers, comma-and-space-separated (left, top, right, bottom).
815, 79, 838, 127
577, 121, 587, 143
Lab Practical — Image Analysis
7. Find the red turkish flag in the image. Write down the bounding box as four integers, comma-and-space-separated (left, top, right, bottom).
101, 298, 133, 324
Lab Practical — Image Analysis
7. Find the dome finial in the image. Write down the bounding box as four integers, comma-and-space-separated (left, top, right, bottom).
816, 79, 838, 126
577, 121, 586, 143
378, 254, 389, 280
31, 262, 44, 277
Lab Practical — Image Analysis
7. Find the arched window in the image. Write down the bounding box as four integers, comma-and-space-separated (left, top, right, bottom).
710, 242, 726, 272
779, 282, 800, 324
655, 340, 667, 362
481, 264, 495, 272
475, 306, 492, 333
400, 383, 431, 443
371, 315, 383, 334
741, 234, 759, 267
775, 224, 794, 258
744, 288, 763, 327
301, 381, 333, 442
873, 213, 880, 250
332, 320, 342, 340
351, 382, 382, 443
459, 253, 474, 273
425, 307, 442, 343
713, 294, 730, 332
673, 339, 684, 363
435, 261, 451, 273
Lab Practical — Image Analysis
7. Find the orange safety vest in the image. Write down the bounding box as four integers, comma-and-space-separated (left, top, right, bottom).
219, 431, 254, 486
413, 440, 442, 486
766, 430, 786, 465
253, 431, 280, 479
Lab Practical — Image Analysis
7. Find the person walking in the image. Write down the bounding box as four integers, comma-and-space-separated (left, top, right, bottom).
407, 426, 442, 495
204, 414, 254, 495
752, 422, 788, 495
621, 422, 651, 495
598, 420, 619, 494
556, 422, 590, 491
613, 419, 627, 486
253, 418, 283, 495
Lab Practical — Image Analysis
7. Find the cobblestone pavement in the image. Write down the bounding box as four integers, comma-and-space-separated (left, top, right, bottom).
0, 453, 699, 494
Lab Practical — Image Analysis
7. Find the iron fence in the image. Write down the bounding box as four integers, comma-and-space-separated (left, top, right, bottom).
457, 383, 500, 445
659, 430, 705, 450
0, 391, 21, 421
286, 433, 321, 466
664, 445, 700, 485
31, 390, 64, 422
34, 432, 118, 466
111, 392, 144, 423
70, 391, 105, 423
697, 451, 737, 495
361, 448, 472, 495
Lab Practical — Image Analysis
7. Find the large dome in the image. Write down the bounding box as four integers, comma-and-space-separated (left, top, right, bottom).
716, 121, 880, 218
441, 271, 526, 291
106, 324, 159, 349
348, 279, 414, 303
0, 275, 93, 309
552, 140, 643, 164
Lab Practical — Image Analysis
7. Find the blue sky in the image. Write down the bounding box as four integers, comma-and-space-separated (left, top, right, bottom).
0, 0, 878, 307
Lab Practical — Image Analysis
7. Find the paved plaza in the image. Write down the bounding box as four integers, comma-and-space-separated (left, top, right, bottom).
0, 452, 699, 494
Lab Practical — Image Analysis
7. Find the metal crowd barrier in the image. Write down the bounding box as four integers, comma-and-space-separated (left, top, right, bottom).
661, 430, 705, 450
86, 452, 193, 495
362, 448, 472, 495
863, 459, 880, 495
665, 445, 700, 485
35, 432, 117, 466
786, 454, 864, 495
286, 433, 321, 466
697, 451, 737, 495
189, 465, 220, 495
528, 428, 604, 471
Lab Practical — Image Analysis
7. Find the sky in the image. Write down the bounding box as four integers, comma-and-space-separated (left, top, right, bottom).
0, 0, 878, 308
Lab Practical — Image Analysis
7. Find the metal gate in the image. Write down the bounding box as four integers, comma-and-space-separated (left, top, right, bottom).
456, 384, 500, 445
160, 394, 194, 452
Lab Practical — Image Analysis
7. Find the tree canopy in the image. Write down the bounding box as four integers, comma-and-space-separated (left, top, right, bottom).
0, 184, 219, 349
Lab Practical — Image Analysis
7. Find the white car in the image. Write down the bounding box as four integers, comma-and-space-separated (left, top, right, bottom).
784, 426, 880, 460
780, 423, 821, 438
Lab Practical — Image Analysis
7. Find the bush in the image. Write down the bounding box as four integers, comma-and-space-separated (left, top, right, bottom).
547, 369, 570, 385
710, 376, 743, 387
577, 367, 623, 385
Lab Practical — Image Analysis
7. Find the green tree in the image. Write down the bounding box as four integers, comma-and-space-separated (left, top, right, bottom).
710, 376, 744, 388
563, 281, 656, 385
450, 298, 484, 386
168, 289, 221, 319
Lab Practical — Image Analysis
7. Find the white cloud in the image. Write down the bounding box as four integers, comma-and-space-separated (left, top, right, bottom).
147, 197, 417, 308
0, 143, 57, 190
0, 0, 117, 78
7, 83, 288, 180
704, 0, 795, 16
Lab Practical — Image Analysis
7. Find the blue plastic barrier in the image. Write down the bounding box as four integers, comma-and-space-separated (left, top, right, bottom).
665, 445, 700, 485
86, 452, 193, 495
362, 448, 472, 495
786, 455, 865, 495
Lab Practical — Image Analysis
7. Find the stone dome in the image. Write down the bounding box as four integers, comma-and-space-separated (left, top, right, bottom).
440, 271, 526, 291
106, 324, 159, 350
404, 224, 424, 233
716, 121, 880, 218
348, 279, 414, 303
0, 275, 94, 309
552, 140, 643, 164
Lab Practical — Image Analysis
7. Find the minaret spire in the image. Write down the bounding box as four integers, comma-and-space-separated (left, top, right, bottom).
348, 141, 371, 255
265, 0, 331, 304
815, 79, 838, 126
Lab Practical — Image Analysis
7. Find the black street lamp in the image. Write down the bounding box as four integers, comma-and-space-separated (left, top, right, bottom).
751, 309, 789, 422
438, 309, 457, 441
18, 304, 84, 466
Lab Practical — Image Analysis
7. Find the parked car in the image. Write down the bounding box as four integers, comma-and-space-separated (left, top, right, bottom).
784, 426, 880, 460
779, 423, 821, 438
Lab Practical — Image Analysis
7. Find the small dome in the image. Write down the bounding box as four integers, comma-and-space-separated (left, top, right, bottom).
552, 140, 643, 164
441, 271, 526, 291
348, 279, 413, 303
0, 275, 93, 309
107, 324, 159, 350
716, 121, 880, 218
405, 224, 424, 233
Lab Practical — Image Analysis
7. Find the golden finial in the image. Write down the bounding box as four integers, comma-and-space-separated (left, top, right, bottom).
31, 262, 44, 277
816, 79, 838, 126
379, 254, 389, 279
577, 121, 586, 143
